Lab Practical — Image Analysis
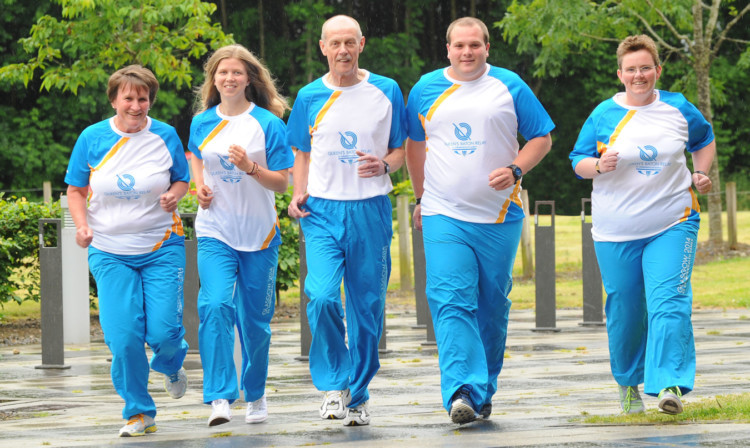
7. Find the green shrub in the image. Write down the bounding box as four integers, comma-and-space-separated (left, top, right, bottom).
0, 195, 61, 305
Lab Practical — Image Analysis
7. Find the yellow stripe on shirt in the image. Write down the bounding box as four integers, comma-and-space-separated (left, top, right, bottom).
426, 84, 461, 122
92, 137, 130, 171
495, 181, 522, 223
597, 110, 637, 154
198, 120, 230, 152
310, 91, 343, 140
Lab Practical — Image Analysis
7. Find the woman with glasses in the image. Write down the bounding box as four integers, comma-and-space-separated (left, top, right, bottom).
569, 35, 715, 416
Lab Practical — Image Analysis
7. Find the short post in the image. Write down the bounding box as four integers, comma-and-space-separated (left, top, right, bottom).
397, 195, 412, 292
181, 213, 200, 353
43, 181, 52, 203
726, 182, 738, 250
532, 201, 560, 332
296, 226, 311, 361
520, 189, 534, 279
410, 204, 428, 330
410, 205, 436, 346
60, 196, 90, 344
580, 199, 604, 326
36, 219, 70, 369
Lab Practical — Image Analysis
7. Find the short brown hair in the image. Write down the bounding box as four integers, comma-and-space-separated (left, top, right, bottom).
446, 17, 489, 44
617, 35, 661, 68
107, 65, 159, 105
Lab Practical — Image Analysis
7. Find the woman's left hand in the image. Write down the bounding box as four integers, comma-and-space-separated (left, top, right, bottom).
160, 192, 179, 213
692, 172, 712, 195
228, 144, 252, 173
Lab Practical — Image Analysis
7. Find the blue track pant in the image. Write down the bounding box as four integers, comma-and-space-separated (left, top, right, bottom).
595, 220, 698, 397
422, 214, 522, 412
197, 237, 278, 404
300, 195, 392, 408
89, 243, 189, 419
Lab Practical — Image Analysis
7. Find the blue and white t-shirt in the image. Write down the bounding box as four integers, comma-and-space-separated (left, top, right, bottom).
188, 103, 293, 251
406, 64, 555, 224
570, 90, 714, 242
286, 70, 407, 200
65, 117, 190, 255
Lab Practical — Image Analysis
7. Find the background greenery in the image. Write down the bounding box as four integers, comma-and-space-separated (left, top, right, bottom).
0, 1, 748, 308
1, 0, 748, 212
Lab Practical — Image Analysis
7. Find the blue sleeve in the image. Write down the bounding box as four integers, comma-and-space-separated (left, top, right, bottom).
187, 113, 203, 159
504, 72, 555, 141
260, 114, 294, 171
569, 112, 599, 177
65, 129, 93, 188
385, 80, 407, 149
681, 99, 714, 152
286, 90, 312, 153
405, 78, 427, 142
162, 126, 190, 183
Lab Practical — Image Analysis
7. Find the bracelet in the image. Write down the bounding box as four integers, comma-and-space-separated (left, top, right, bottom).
595, 159, 601, 174
246, 161, 258, 176
415, 197, 421, 205
694, 170, 707, 177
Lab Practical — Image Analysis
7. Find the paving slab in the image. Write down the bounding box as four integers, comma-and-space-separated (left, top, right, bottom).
1, 308, 749, 447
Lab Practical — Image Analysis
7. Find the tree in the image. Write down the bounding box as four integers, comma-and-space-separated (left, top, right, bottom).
0, 0, 233, 94
499, 0, 750, 243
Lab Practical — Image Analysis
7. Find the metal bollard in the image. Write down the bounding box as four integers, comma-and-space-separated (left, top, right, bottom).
532, 201, 560, 332
296, 226, 311, 361
36, 219, 70, 370
580, 199, 605, 327
410, 207, 428, 330
60, 196, 90, 344
181, 213, 200, 353
410, 206, 436, 346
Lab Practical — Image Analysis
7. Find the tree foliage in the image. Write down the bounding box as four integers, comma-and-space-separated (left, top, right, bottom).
0, 0, 233, 93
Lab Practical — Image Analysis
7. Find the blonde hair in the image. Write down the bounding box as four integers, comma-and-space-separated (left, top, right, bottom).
107, 65, 159, 104
446, 17, 489, 44
196, 44, 289, 118
617, 35, 661, 68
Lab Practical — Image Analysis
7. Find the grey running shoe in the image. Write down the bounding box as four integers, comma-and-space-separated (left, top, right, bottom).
319, 389, 351, 419
343, 400, 371, 426
618, 385, 645, 414
164, 367, 187, 399
658, 386, 684, 415
119, 414, 156, 437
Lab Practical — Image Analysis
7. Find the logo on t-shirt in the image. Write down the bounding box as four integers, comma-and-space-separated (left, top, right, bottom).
448, 122, 485, 156
634, 145, 667, 177
329, 131, 361, 165
108, 174, 147, 200
213, 154, 243, 183
116, 174, 136, 191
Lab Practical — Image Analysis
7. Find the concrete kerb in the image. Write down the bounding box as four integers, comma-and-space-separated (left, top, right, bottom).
1, 307, 750, 447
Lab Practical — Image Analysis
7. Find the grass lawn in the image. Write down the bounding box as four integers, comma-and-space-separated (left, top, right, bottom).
1, 212, 748, 320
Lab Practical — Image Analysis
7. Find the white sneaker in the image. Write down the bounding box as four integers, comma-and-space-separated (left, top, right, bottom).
319, 389, 351, 419
119, 414, 156, 437
164, 368, 187, 399
343, 400, 370, 426
208, 399, 232, 426
245, 395, 268, 424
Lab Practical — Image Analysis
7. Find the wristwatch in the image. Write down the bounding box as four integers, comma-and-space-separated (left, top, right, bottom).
382, 160, 390, 174
507, 164, 523, 182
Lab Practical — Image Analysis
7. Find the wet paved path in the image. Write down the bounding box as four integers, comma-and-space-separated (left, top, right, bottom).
1, 308, 749, 447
